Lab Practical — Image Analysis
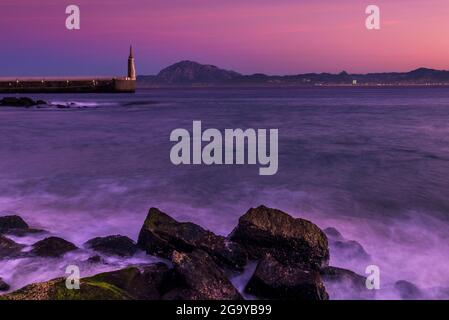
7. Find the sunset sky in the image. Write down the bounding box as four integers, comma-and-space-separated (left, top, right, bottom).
1, 0, 449, 76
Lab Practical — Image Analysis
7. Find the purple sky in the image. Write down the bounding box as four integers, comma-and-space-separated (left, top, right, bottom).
1, 0, 449, 76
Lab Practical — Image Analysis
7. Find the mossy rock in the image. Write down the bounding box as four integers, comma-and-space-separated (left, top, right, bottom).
2, 277, 131, 300
1, 265, 170, 300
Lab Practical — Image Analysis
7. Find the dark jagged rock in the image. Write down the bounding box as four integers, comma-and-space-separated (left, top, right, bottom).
164, 250, 242, 300
229, 205, 329, 269
85, 235, 138, 257
0, 235, 24, 259
2, 264, 172, 300
245, 254, 328, 300
0, 277, 10, 291
137, 208, 247, 270
321, 266, 374, 299
324, 227, 370, 262
394, 280, 424, 300
0, 97, 47, 107
0, 215, 44, 236
30, 237, 77, 257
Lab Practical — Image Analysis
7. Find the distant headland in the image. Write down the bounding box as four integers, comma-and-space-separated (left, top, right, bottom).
0, 47, 136, 94
138, 61, 449, 88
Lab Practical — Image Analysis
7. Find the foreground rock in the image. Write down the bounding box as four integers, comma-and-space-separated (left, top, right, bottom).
246, 254, 328, 300
30, 237, 77, 257
0, 235, 24, 259
229, 206, 329, 269
0, 97, 46, 107
164, 250, 242, 300
0, 278, 10, 291
85, 235, 137, 257
324, 227, 370, 262
321, 266, 374, 300
0, 215, 44, 236
2, 264, 172, 300
138, 208, 247, 270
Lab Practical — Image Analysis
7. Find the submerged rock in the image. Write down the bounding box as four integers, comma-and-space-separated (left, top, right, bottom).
165, 250, 242, 300
85, 235, 137, 257
31, 237, 77, 257
0, 235, 24, 259
0, 277, 10, 291
2, 263, 172, 300
321, 266, 374, 300
394, 280, 423, 300
229, 205, 329, 269
246, 254, 328, 300
0, 97, 46, 107
0, 215, 44, 236
324, 227, 370, 262
0, 215, 28, 232
137, 208, 247, 270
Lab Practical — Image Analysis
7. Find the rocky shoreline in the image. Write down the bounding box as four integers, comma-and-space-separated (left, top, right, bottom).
0, 205, 429, 300
0, 97, 93, 109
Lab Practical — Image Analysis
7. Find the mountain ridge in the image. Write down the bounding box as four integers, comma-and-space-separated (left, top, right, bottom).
138, 61, 449, 86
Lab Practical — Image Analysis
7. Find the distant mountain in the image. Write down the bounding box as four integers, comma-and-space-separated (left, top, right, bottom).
151, 60, 241, 84
138, 62, 449, 87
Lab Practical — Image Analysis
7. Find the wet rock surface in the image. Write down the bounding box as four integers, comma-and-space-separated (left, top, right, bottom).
2, 264, 172, 300
1, 207, 397, 300
229, 205, 329, 269
246, 254, 328, 300
85, 235, 138, 257
166, 250, 242, 300
30, 237, 78, 258
138, 208, 247, 270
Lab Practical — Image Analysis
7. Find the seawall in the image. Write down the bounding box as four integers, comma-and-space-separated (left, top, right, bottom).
0, 78, 136, 93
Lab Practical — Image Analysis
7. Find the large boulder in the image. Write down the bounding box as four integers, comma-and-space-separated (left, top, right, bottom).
0, 277, 10, 291
164, 250, 242, 300
85, 235, 138, 257
229, 206, 329, 269
137, 208, 247, 270
245, 254, 328, 300
324, 227, 370, 262
2, 264, 172, 300
0, 215, 44, 236
0, 235, 24, 259
321, 266, 374, 300
30, 237, 77, 257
